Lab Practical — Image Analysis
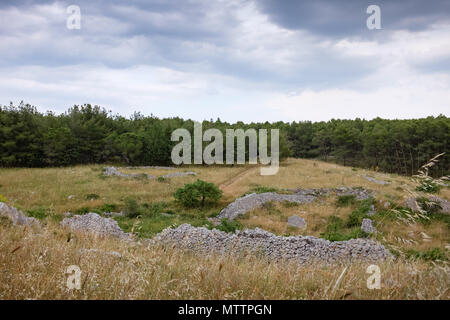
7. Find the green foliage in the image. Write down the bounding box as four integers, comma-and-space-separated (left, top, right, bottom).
415, 179, 442, 193
0, 103, 449, 177
123, 198, 141, 218
26, 207, 48, 220
336, 195, 356, 207
157, 176, 166, 182
75, 207, 91, 215
248, 185, 278, 194
216, 218, 243, 233
99, 203, 118, 213
406, 247, 448, 261
0, 194, 6, 203
174, 179, 222, 208
85, 193, 100, 200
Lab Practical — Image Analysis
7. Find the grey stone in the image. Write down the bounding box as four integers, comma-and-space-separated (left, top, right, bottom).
153, 224, 391, 264
287, 215, 307, 229
361, 218, 376, 234
363, 175, 390, 185
61, 213, 130, 239
367, 204, 376, 216
0, 202, 40, 226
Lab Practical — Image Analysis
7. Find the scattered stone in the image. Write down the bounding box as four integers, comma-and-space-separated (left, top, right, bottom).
0, 202, 40, 226
154, 224, 391, 264
61, 213, 130, 239
361, 218, 376, 234
217, 187, 374, 221
63, 212, 72, 217
68, 195, 76, 200
161, 171, 197, 178
384, 201, 390, 209
287, 215, 306, 229
217, 192, 315, 221
103, 212, 125, 217
103, 166, 154, 179
363, 175, 390, 185
103, 166, 196, 180
404, 196, 450, 214
405, 198, 421, 212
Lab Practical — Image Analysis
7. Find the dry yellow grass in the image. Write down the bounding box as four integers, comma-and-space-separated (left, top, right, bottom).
0, 222, 448, 300
0, 158, 449, 299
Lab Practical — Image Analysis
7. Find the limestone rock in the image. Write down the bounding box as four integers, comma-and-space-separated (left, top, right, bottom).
287, 215, 306, 229
361, 218, 376, 234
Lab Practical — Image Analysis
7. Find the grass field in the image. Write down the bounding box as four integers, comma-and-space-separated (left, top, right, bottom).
0, 158, 449, 299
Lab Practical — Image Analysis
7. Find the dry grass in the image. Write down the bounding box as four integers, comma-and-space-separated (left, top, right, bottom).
0, 222, 448, 300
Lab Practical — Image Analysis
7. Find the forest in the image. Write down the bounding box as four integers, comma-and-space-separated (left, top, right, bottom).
0, 102, 448, 176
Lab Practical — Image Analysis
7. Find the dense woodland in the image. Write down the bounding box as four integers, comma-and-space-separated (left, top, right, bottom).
0, 102, 448, 176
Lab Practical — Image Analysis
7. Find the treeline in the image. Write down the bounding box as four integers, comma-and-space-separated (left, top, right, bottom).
0, 102, 448, 176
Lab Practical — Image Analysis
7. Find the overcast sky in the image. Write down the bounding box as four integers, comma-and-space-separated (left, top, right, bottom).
1, 0, 449, 122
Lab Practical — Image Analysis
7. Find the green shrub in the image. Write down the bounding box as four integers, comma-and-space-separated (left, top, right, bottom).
85, 193, 100, 200
0, 194, 6, 203
336, 195, 356, 207
157, 177, 166, 182
406, 247, 448, 261
249, 186, 278, 194
416, 179, 442, 194
75, 207, 91, 215
123, 198, 141, 218
99, 203, 118, 213
216, 219, 243, 233
174, 180, 222, 208
27, 207, 48, 220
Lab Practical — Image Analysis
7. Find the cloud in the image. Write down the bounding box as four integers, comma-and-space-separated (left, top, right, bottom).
0, 0, 449, 122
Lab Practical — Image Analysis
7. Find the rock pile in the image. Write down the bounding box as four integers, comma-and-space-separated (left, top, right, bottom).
0, 202, 39, 226
154, 224, 391, 264
404, 196, 450, 214
103, 166, 196, 179
217, 192, 316, 220
103, 166, 155, 179
363, 175, 390, 185
217, 187, 375, 221
61, 213, 130, 239
361, 218, 376, 234
287, 215, 306, 229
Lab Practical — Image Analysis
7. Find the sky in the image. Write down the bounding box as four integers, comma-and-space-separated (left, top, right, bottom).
1, 0, 449, 123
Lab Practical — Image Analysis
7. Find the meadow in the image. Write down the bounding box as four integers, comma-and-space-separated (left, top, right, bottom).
0, 158, 449, 299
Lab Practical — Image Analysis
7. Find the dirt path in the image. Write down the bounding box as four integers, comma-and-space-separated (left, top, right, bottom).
219, 165, 260, 196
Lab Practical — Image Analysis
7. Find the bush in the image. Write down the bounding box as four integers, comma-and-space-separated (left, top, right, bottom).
406, 247, 448, 261
216, 219, 243, 233
27, 207, 48, 220
0, 194, 6, 203
416, 179, 442, 194
85, 193, 100, 200
336, 195, 356, 207
123, 198, 141, 218
174, 180, 222, 208
99, 203, 118, 213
